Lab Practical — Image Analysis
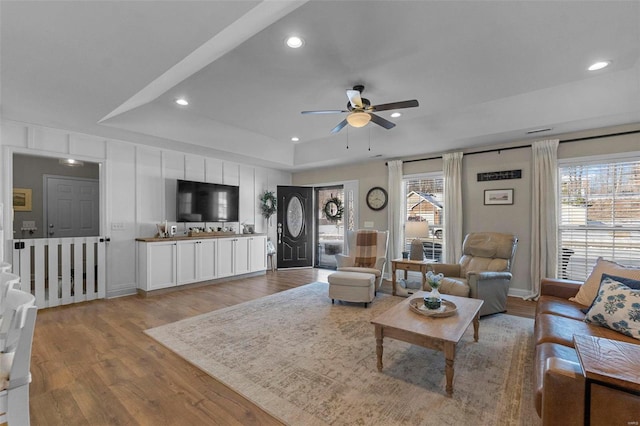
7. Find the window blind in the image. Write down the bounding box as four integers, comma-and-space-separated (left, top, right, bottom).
558, 158, 640, 280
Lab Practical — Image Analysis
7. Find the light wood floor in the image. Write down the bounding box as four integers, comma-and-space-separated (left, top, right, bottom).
29, 269, 536, 425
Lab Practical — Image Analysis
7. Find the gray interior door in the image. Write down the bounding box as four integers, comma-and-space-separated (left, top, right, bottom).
46, 176, 99, 237
277, 185, 313, 268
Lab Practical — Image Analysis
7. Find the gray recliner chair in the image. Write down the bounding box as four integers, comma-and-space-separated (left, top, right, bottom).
427, 232, 518, 317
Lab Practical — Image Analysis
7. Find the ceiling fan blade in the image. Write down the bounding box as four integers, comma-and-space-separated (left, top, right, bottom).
330, 119, 349, 134
371, 99, 419, 112
346, 90, 363, 109
301, 110, 348, 115
369, 113, 396, 130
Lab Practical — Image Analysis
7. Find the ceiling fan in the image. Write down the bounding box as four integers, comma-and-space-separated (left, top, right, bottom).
301, 85, 419, 133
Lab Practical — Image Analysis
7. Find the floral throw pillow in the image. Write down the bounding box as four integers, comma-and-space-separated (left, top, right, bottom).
584, 278, 640, 340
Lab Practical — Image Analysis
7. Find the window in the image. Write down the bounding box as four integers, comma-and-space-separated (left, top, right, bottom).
404, 174, 444, 262
315, 186, 344, 269
558, 157, 640, 280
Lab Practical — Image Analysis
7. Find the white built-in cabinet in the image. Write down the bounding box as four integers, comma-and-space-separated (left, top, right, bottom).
138, 240, 177, 290
137, 235, 266, 292
176, 239, 217, 285
216, 235, 266, 278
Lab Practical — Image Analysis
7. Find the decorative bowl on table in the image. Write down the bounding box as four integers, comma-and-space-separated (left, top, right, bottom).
424, 296, 442, 310
409, 297, 458, 318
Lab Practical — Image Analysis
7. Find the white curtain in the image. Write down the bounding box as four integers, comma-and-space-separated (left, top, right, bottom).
528, 139, 559, 300
387, 160, 404, 262
443, 152, 463, 263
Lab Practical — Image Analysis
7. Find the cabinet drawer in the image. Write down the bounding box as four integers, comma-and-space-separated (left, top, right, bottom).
398, 263, 424, 272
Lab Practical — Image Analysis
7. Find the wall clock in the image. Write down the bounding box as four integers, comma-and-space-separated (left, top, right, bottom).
366, 187, 388, 211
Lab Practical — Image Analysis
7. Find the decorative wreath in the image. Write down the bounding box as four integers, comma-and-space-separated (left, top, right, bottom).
323, 196, 344, 223
260, 191, 277, 219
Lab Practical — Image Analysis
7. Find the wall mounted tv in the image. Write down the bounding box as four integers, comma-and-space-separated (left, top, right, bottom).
176, 179, 240, 223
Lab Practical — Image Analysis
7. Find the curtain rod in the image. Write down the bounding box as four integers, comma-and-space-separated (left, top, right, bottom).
389, 129, 640, 165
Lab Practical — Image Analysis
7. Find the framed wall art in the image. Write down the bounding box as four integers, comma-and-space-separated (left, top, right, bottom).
484, 189, 513, 205
13, 188, 32, 211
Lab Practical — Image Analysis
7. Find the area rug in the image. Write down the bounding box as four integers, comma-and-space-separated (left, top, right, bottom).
145, 282, 540, 426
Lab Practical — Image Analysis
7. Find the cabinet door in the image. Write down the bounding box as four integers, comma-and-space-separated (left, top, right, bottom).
198, 239, 217, 281
234, 237, 250, 275
147, 242, 177, 290
250, 236, 267, 272
177, 241, 198, 285
217, 238, 235, 278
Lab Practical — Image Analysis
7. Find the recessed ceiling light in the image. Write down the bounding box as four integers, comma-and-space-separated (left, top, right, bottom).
291, 137, 299, 142
588, 61, 610, 71
390, 112, 402, 118
286, 36, 304, 49
175, 98, 189, 106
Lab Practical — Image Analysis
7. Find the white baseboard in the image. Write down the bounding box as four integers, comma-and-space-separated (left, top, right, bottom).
508, 288, 531, 298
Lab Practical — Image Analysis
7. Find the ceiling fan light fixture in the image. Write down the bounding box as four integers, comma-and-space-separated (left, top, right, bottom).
346, 112, 371, 128
390, 112, 402, 118
175, 98, 189, 106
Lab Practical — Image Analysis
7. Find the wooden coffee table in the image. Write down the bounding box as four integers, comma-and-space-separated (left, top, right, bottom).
371, 292, 483, 396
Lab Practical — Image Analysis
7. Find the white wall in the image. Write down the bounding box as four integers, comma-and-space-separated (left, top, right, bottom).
1, 120, 291, 297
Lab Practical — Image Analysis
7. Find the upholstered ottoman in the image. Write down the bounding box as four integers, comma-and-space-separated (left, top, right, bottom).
328, 271, 376, 308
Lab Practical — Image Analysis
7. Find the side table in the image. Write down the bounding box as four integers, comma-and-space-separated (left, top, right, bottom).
573, 334, 640, 426
391, 258, 429, 296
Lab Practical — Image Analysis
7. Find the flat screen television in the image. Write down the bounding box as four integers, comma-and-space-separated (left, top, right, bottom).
176, 179, 240, 223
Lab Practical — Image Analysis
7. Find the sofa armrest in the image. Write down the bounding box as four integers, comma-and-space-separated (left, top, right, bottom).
542, 357, 584, 426
374, 257, 386, 273
427, 263, 461, 277
335, 254, 354, 269
541, 278, 583, 299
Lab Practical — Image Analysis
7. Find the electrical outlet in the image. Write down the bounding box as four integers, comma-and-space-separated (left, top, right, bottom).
111, 222, 125, 230
364, 221, 374, 228
22, 220, 36, 229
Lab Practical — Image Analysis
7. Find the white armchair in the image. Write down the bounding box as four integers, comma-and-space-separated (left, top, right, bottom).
335, 230, 389, 290
0, 288, 37, 426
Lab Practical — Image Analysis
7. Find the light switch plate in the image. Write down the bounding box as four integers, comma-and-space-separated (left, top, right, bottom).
22, 220, 36, 228
363, 221, 374, 228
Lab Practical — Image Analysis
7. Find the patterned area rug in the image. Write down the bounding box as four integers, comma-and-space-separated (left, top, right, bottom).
145, 282, 540, 425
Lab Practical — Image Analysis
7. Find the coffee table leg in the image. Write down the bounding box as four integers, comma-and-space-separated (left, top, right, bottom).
444, 342, 455, 396
375, 325, 383, 371
473, 313, 480, 342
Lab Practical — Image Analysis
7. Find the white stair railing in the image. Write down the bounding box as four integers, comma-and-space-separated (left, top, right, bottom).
11, 237, 106, 308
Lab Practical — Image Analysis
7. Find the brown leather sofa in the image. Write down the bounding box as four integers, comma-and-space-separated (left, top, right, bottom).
534, 278, 640, 425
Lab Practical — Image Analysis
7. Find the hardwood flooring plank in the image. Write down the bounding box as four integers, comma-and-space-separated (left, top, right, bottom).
28, 268, 533, 425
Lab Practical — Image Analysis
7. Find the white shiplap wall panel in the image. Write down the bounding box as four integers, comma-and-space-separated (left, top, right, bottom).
254, 167, 268, 234
239, 165, 255, 228
223, 162, 240, 186
1, 121, 28, 147
69, 133, 107, 159
163, 151, 184, 222
184, 154, 205, 182
30, 126, 69, 153
205, 158, 224, 184
107, 141, 137, 295
136, 146, 163, 238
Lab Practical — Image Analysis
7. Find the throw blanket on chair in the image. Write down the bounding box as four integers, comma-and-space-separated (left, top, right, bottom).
354, 230, 377, 267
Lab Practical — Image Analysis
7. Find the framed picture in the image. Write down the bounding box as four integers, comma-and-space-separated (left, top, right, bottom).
484, 189, 513, 205
13, 188, 32, 211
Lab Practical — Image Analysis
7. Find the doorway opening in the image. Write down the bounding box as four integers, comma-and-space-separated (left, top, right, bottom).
315, 186, 344, 269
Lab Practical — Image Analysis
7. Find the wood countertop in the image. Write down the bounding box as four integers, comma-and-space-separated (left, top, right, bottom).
136, 233, 266, 242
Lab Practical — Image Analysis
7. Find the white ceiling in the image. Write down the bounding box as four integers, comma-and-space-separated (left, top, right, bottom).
2, 1, 639, 171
